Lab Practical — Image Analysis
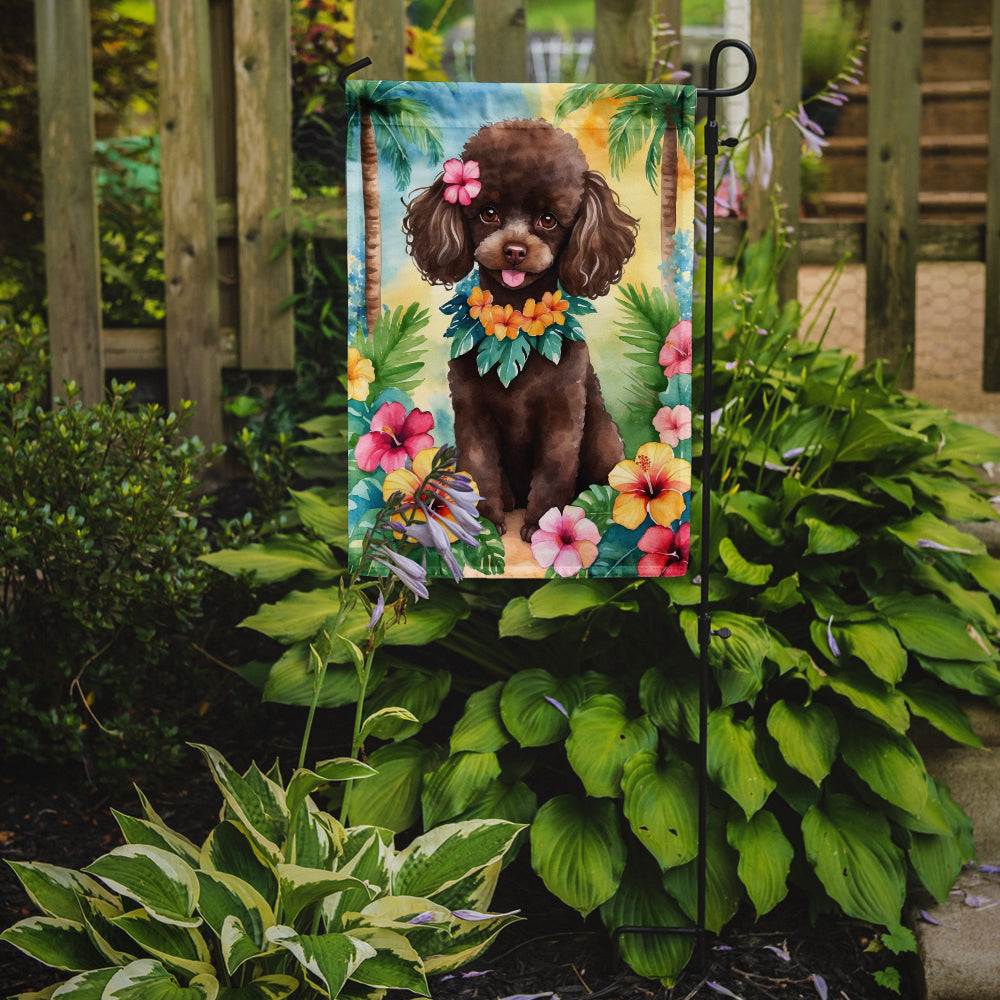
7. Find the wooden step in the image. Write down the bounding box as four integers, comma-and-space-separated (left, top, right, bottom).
922, 0, 992, 28
922, 25, 993, 83
831, 80, 991, 137
813, 190, 987, 222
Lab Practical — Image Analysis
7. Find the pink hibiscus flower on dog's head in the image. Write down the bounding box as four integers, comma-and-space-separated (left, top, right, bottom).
659, 320, 693, 378
355, 401, 434, 473
531, 506, 601, 577
442, 158, 481, 206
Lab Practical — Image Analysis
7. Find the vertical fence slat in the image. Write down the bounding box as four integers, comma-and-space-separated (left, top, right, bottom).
474, 0, 527, 82
594, 0, 651, 83
747, 0, 801, 304
233, 0, 294, 369
157, 0, 222, 444
983, 0, 1000, 390
657, 0, 682, 77
864, 0, 923, 389
34, 0, 103, 405
354, 0, 406, 79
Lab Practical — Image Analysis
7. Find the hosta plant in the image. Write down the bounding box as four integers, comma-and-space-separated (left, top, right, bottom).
1, 744, 523, 999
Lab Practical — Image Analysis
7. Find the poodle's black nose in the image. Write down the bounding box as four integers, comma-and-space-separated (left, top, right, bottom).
503, 243, 527, 264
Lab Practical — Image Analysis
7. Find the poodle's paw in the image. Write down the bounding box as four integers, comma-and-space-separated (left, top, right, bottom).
520, 520, 538, 543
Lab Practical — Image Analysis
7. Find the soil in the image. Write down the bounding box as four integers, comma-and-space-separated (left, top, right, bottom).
0, 738, 913, 1000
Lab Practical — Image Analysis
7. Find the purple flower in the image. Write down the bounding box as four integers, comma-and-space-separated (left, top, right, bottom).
371, 544, 429, 600
747, 125, 774, 190
544, 695, 569, 718
917, 538, 973, 554
827, 616, 841, 658
451, 908, 520, 921
791, 104, 828, 156
812, 974, 828, 1000
367, 590, 385, 631
407, 911, 438, 925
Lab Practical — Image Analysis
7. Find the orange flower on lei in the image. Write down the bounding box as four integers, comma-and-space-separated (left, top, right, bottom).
467, 287, 493, 321
467, 287, 571, 339
482, 303, 525, 340
608, 442, 692, 529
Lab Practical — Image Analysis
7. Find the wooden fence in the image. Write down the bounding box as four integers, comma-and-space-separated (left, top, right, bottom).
33, 0, 1000, 445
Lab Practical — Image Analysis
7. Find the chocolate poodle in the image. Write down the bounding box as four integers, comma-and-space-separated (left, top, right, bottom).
402, 118, 639, 541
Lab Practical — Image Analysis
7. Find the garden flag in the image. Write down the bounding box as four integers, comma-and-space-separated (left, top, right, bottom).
346, 81, 696, 579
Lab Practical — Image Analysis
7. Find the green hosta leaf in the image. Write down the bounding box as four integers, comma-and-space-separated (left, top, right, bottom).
755, 573, 805, 614
83, 846, 200, 928
967, 553, 1000, 597
450, 682, 511, 754
803, 517, 859, 556
200, 822, 278, 910
346, 926, 428, 994
916, 655, 1000, 697
718, 537, 772, 585
906, 472, 998, 521
839, 718, 929, 816
707, 708, 776, 818
260, 643, 387, 709
812, 662, 910, 732
277, 865, 374, 925
453, 779, 538, 827
765, 700, 838, 786
886, 511, 985, 556
195, 871, 273, 974
347, 740, 442, 832
359, 706, 421, 742
288, 488, 348, 544
834, 409, 928, 463
835, 621, 907, 684
802, 793, 906, 926
363, 667, 451, 740
599, 853, 694, 987
191, 746, 287, 863
725, 490, 784, 545
4, 862, 118, 923
936, 420, 1000, 464
112, 812, 201, 868
727, 811, 793, 918
621, 751, 698, 870
909, 823, 966, 905
875, 594, 995, 662
681, 610, 771, 706
421, 751, 502, 828
103, 959, 218, 1000
393, 820, 524, 900
497, 597, 563, 639
639, 665, 699, 742
530, 795, 626, 917
265, 926, 375, 997
499, 670, 584, 747
527, 579, 619, 618
111, 908, 214, 978
566, 695, 658, 798
216, 975, 299, 1000
200, 536, 341, 583
661, 812, 741, 933
901, 680, 982, 748
0, 916, 107, 971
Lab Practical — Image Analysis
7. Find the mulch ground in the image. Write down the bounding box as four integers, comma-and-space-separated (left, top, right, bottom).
1, 736, 913, 1000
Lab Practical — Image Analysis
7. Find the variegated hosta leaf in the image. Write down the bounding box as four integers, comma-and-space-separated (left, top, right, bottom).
112, 810, 201, 868
276, 865, 375, 925
4, 861, 118, 922
345, 926, 429, 995
391, 820, 524, 901
565, 695, 658, 799
621, 751, 699, 871
0, 916, 107, 972
765, 700, 838, 786
706, 707, 776, 819
424, 859, 501, 916
110, 908, 214, 979
102, 958, 218, 999
529, 795, 626, 917
265, 926, 376, 998
195, 871, 274, 974
802, 793, 906, 926
323, 829, 393, 931
450, 681, 511, 754
191, 745, 287, 863
420, 907, 522, 975
727, 810, 793, 918
214, 974, 300, 999
46, 966, 118, 997
288, 802, 343, 871
599, 854, 694, 987
77, 894, 136, 966
83, 846, 200, 928
200, 822, 278, 911
285, 761, 376, 823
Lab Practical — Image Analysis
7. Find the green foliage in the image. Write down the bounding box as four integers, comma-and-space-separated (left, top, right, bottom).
0, 317, 220, 783
1, 744, 524, 998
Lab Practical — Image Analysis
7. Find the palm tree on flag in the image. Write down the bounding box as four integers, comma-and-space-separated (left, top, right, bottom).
554, 84, 695, 296
347, 81, 445, 335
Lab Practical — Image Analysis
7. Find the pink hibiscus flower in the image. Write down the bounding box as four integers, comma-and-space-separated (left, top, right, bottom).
355, 401, 434, 473
637, 522, 690, 578
442, 158, 481, 206
531, 506, 601, 578
653, 404, 693, 447
659, 320, 693, 378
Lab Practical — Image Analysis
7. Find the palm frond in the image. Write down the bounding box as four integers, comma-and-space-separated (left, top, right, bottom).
616, 284, 680, 415
644, 118, 668, 192
357, 302, 430, 399
606, 104, 654, 179
553, 84, 614, 123
370, 108, 414, 191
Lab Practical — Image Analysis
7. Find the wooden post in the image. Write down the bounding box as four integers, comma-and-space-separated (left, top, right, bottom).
594, 0, 652, 83
474, 0, 526, 82
157, 0, 223, 444
233, 0, 294, 369
747, 0, 801, 305
354, 0, 407, 80
983, 0, 1000, 390
34, 0, 104, 405
655, 0, 683, 80
864, 0, 923, 389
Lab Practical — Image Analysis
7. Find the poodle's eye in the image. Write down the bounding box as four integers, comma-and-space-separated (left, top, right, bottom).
480, 205, 500, 224
537, 212, 558, 231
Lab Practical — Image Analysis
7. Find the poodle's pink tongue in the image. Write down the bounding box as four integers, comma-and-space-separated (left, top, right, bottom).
502, 269, 525, 288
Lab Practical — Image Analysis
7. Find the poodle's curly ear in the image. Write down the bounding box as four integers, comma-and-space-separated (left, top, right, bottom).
401, 179, 474, 285
559, 171, 639, 298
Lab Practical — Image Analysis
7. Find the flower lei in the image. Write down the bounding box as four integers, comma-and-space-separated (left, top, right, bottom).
441, 272, 595, 388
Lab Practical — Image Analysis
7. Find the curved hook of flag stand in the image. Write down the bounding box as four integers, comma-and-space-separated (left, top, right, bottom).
612, 38, 756, 973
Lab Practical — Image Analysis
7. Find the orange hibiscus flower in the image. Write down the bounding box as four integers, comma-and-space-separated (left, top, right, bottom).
483, 303, 525, 340
467, 286, 493, 321
608, 442, 691, 529
347, 347, 375, 402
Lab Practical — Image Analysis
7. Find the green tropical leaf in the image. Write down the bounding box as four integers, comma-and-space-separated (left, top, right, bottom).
727, 811, 793, 917
421, 751, 502, 828
199, 536, 340, 584
765, 700, 838, 786
639, 664, 699, 742
838, 718, 929, 816
347, 740, 442, 832
707, 708, 776, 818
450, 682, 511, 754
802, 793, 906, 926
361, 303, 429, 398
499, 670, 585, 747
621, 751, 699, 870
719, 537, 773, 585
530, 795, 627, 917
874, 593, 995, 662
566, 695, 658, 798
